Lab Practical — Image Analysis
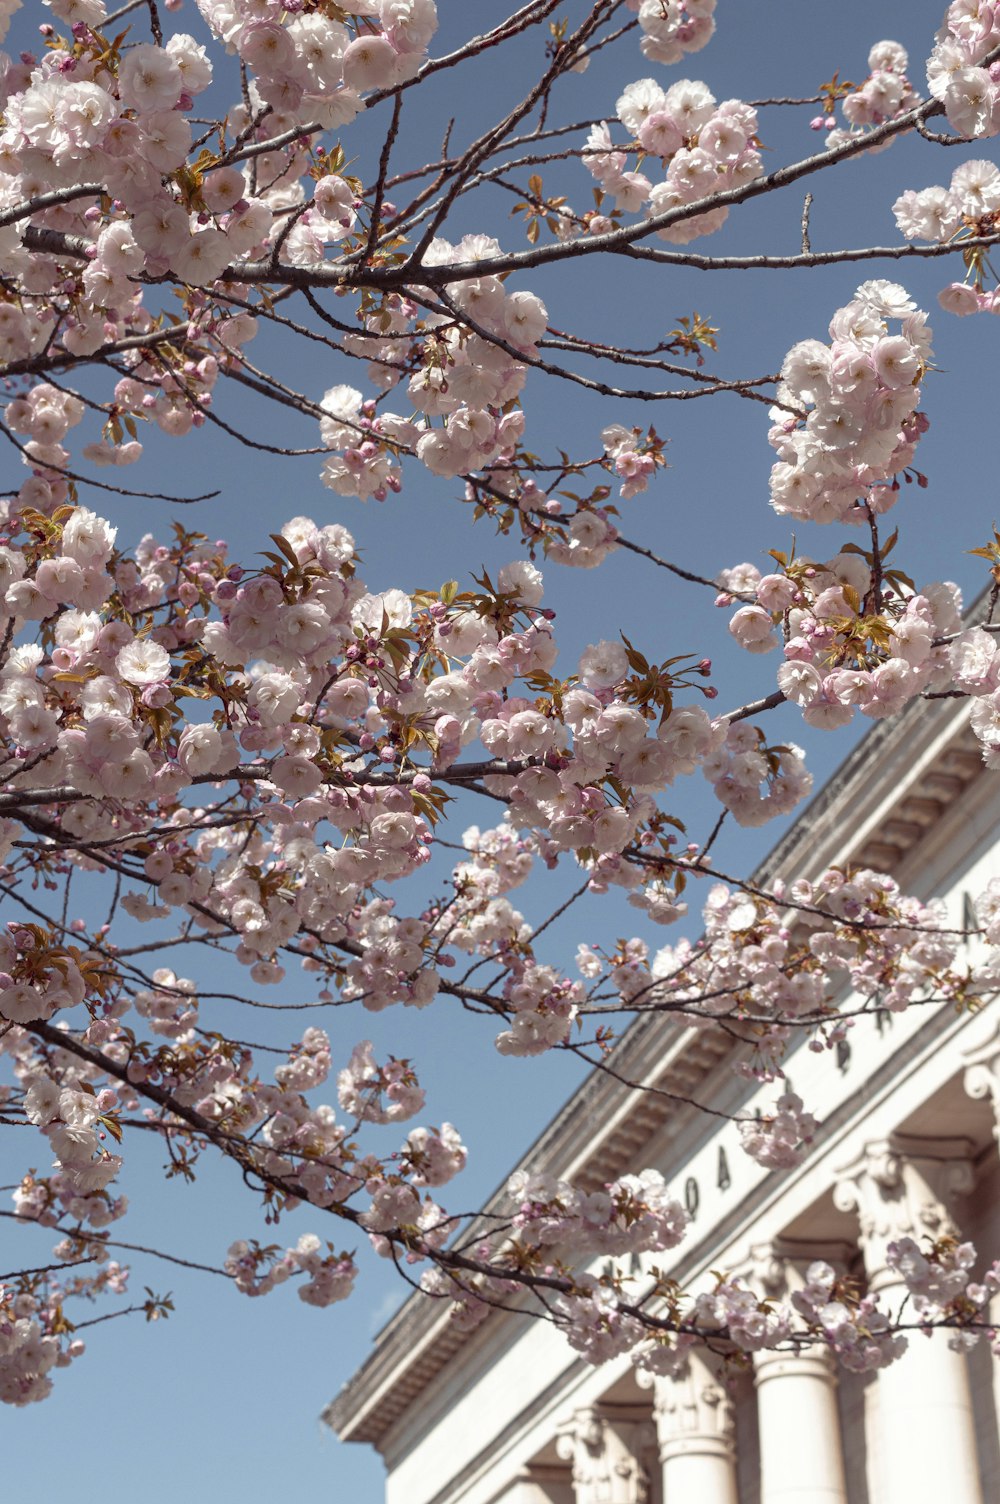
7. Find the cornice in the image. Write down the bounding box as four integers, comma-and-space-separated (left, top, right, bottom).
326, 671, 988, 1448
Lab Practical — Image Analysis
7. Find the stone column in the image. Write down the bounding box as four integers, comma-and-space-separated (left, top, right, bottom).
964, 1024, 1000, 1439
640, 1351, 738, 1504
749, 1244, 849, 1504
555, 1406, 653, 1504
834, 1137, 982, 1504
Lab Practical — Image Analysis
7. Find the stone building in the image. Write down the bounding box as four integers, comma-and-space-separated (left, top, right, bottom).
327, 685, 1000, 1504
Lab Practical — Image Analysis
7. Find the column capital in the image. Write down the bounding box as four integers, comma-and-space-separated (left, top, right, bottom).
737, 1241, 854, 1384
963, 1020, 1000, 1110
646, 1350, 735, 1465
555, 1405, 600, 1468
744, 1240, 788, 1299
833, 1136, 975, 1286
741, 1237, 857, 1300
555, 1405, 653, 1504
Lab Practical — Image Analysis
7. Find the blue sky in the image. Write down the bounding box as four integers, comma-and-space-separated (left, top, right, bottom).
3, 2, 998, 1499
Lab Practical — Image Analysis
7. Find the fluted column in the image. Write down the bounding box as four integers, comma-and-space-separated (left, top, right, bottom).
749, 1244, 849, 1504
555, 1406, 653, 1504
834, 1137, 982, 1504
640, 1351, 738, 1504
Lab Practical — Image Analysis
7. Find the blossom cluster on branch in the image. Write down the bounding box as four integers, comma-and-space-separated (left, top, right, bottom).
0, 0, 999, 1412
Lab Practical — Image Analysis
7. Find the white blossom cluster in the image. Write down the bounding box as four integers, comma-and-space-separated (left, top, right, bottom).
508, 1167, 688, 1257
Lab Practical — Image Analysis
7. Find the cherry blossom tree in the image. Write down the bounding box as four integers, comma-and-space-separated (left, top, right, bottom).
2, 0, 1000, 1408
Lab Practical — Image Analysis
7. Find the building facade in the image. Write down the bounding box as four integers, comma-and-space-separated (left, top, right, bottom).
327, 688, 1000, 1504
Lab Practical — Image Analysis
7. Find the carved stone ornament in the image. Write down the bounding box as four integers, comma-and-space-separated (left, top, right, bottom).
963, 1021, 1000, 1139
746, 1240, 788, 1300
834, 1136, 975, 1287
645, 1350, 736, 1464
555, 1407, 652, 1504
